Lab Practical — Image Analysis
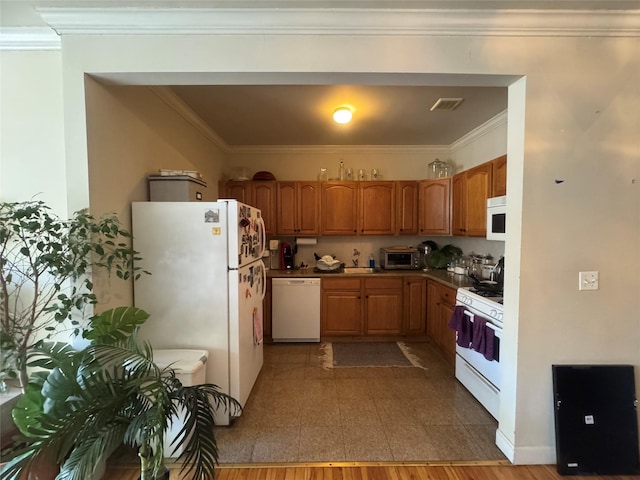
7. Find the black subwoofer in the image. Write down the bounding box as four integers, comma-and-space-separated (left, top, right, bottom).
552, 364, 640, 475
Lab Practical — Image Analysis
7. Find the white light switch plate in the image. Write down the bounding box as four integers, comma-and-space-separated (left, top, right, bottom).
579, 271, 599, 291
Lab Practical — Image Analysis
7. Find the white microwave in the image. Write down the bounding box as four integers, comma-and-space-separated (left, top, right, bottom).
486, 195, 506, 241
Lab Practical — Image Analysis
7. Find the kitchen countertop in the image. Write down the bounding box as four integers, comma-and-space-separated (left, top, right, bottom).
266, 267, 476, 290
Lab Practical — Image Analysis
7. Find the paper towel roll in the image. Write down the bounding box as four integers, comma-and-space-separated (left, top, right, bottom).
295, 237, 318, 245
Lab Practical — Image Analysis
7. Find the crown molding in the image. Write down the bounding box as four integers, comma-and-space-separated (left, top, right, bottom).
450, 109, 508, 153
36, 7, 640, 37
0, 27, 60, 50
149, 86, 230, 152
228, 144, 450, 155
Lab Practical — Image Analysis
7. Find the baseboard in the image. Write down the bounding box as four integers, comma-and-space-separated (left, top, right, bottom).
495, 428, 515, 462
496, 428, 557, 465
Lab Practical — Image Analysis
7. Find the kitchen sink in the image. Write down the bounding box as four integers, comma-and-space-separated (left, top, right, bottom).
342, 267, 379, 274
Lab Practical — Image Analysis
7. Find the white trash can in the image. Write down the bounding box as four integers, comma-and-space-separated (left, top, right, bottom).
154, 349, 208, 458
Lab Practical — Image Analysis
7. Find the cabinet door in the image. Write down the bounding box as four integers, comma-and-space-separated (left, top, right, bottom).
251, 182, 277, 235
321, 182, 359, 235
276, 182, 297, 235
359, 182, 396, 235
224, 181, 252, 204
426, 280, 440, 341
296, 181, 320, 236
491, 154, 507, 197
403, 277, 427, 334
451, 172, 466, 236
396, 181, 418, 235
418, 178, 451, 236
364, 277, 402, 335
465, 163, 492, 237
321, 278, 362, 335
437, 284, 457, 365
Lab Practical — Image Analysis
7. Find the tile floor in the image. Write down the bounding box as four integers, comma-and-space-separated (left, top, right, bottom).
214, 341, 507, 464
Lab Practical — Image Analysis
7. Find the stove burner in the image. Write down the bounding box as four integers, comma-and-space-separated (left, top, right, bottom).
467, 286, 504, 304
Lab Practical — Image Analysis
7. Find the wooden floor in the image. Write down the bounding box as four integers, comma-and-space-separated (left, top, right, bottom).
104, 462, 640, 480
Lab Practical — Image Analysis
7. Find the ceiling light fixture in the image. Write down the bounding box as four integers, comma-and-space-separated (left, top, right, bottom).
333, 107, 353, 124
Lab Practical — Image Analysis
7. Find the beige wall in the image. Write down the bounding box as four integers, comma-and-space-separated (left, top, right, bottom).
84, 79, 227, 308
2, 19, 639, 465
0, 50, 67, 214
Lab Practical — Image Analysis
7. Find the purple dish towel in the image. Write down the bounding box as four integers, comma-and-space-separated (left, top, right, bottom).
471, 314, 487, 353
483, 325, 496, 361
448, 305, 472, 348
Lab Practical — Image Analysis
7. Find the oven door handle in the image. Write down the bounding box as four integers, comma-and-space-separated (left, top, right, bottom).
463, 310, 503, 334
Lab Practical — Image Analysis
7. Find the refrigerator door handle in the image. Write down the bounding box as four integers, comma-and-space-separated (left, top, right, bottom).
259, 261, 267, 301
256, 216, 266, 259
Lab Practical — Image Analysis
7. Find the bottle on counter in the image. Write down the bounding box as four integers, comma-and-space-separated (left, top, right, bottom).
369, 254, 375, 268
339, 160, 345, 180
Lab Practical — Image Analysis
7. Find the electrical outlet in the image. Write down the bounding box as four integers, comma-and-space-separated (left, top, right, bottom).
579, 271, 599, 291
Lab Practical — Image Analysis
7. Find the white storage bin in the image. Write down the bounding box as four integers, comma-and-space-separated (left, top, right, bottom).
148, 175, 208, 202
154, 349, 208, 457
154, 349, 208, 386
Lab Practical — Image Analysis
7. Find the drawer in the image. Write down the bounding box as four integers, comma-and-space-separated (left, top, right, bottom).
439, 285, 457, 307
322, 277, 361, 290
364, 277, 403, 290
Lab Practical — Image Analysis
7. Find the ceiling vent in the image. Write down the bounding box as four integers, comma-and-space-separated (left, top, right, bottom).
430, 97, 464, 111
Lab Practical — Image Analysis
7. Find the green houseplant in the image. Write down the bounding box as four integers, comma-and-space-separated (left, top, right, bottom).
1, 306, 241, 480
0, 200, 147, 391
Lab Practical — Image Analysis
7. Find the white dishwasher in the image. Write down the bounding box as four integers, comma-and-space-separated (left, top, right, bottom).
271, 277, 321, 342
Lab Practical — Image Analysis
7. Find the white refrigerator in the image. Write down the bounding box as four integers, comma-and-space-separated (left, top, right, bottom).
131, 200, 266, 425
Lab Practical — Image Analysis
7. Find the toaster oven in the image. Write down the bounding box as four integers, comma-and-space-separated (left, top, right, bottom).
379, 246, 420, 270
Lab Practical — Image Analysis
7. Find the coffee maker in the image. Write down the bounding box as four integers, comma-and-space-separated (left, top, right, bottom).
280, 242, 295, 270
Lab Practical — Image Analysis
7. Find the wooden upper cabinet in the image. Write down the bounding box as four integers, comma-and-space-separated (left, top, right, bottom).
452, 162, 491, 237
276, 182, 297, 235
465, 162, 492, 237
396, 181, 419, 235
321, 182, 359, 235
250, 181, 277, 235
491, 154, 507, 197
418, 178, 451, 236
359, 181, 396, 235
451, 172, 467, 236
276, 181, 320, 236
222, 181, 252, 204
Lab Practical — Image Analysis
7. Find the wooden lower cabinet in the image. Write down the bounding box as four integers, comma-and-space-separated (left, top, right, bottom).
321, 278, 363, 335
404, 277, 427, 334
364, 277, 403, 335
426, 279, 457, 364
321, 275, 422, 337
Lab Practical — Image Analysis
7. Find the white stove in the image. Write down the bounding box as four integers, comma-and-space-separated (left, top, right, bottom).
454, 287, 504, 419
456, 288, 504, 326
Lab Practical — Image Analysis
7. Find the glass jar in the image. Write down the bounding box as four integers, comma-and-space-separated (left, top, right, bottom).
440, 161, 455, 177
427, 159, 445, 179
